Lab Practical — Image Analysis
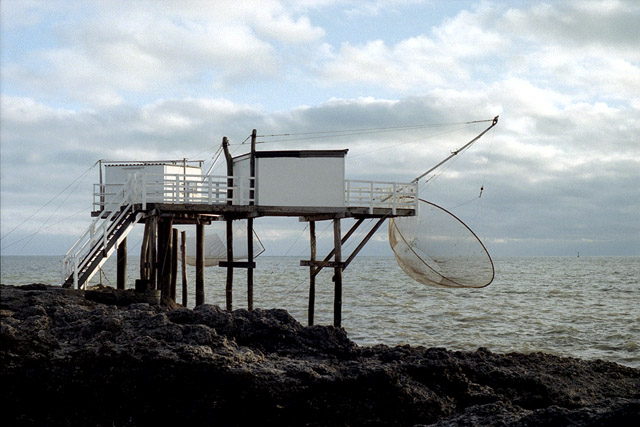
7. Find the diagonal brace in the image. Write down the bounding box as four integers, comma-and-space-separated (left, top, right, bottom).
310, 218, 364, 277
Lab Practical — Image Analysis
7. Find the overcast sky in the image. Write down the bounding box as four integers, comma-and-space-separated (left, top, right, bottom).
1, 0, 639, 258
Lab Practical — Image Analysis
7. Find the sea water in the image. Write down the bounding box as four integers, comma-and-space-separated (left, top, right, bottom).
1, 255, 638, 368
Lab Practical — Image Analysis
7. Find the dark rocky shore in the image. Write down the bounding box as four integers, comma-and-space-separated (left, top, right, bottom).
1, 284, 638, 426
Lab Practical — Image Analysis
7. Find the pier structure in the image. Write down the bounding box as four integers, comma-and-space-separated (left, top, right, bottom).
62, 130, 417, 327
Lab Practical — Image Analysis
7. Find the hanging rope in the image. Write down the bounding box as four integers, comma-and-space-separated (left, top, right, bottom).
470, 124, 497, 226
98, 267, 113, 286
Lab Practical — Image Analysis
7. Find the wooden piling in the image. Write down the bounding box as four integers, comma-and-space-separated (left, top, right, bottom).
181, 230, 187, 307
171, 228, 178, 301
247, 129, 256, 311
247, 217, 254, 311
333, 218, 343, 328
308, 221, 316, 326
223, 136, 233, 202
117, 237, 127, 290
226, 217, 233, 311
223, 135, 234, 312
150, 216, 157, 290
158, 217, 173, 300
140, 217, 152, 282
195, 222, 205, 306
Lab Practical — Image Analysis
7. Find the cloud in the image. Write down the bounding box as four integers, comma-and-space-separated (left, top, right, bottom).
496, 1, 640, 102
343, 0, 433, 17
320, 1, 640, 105
1, 0, 326, 106
502, 0, 640, 50
320, 4, 509, 91
321, 38, 462, 91
320, 13, 508, 93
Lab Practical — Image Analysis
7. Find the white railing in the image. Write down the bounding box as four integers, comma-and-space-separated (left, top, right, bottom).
94, 173, 254, 210
345, 179, 418, 214
92, 173, 417, 214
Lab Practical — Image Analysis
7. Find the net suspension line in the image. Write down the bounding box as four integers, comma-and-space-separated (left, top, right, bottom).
256, 118, 495, 141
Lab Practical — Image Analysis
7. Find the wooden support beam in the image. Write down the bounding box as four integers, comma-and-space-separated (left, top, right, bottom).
300, 213, 343, 222
250, 129, 256, 204
140, 224, 148, 281
308, 221, 316, 326
150, 216, 157, 290
218, 261, 256, 268
225, 218, 233, 311
140, 217, 152, 282
117, 237, 127, 290
158, 217, 173, 300
247, 217, 254, 311
171, 228, 178, 301
300, 260, 346, 268
223, 135, 234, 312
223, 136, 233, 203
181, 230, 187, 307
333, 218, 343, 328
195, 223, 205, 306
248, 130, 256, 312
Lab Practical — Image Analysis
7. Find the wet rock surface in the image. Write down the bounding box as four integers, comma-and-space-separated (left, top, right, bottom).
1, 284, 638, 426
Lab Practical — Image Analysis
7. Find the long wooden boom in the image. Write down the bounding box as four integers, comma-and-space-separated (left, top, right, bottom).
412, 115, 499, 183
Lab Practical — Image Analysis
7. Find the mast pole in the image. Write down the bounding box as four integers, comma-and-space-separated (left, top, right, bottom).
247, 129, 256, 311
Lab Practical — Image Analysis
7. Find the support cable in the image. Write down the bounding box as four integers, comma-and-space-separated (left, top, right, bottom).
1, 205, 93, 251
258, 118, 494, 141
348, 124, 473, 159
1, 161, 98, 244
283, 223, 309, 257
20, 167, 96, 251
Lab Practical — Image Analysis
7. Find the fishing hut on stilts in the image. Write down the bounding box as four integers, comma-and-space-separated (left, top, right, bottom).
62, 117, 499, 326
61, 129, 419, 327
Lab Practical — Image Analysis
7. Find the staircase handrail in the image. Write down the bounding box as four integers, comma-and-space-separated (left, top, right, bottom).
61, 174, 141, 284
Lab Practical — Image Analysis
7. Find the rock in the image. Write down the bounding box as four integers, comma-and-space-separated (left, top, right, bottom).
1, 284, 638, 426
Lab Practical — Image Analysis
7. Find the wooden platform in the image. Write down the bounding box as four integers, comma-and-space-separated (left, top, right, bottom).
93, 203, 416, 223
